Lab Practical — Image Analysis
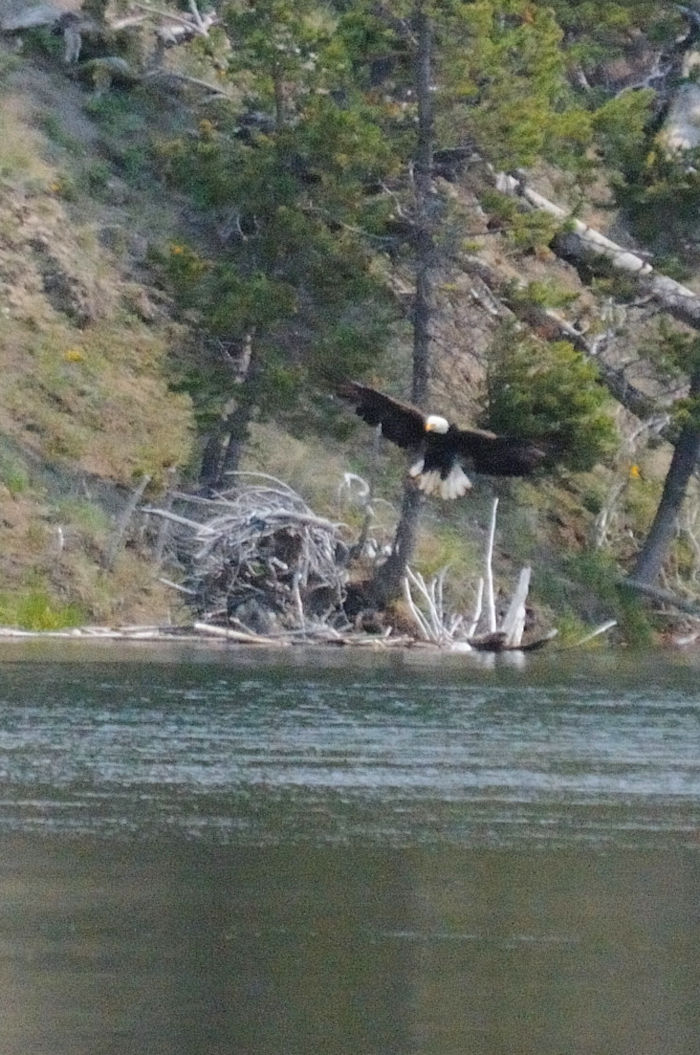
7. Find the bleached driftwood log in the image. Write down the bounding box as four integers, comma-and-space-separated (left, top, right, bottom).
499, 566, 531, 648
402, 499, 556, 652
494, 170, 700, 331
483, 496, 498, 633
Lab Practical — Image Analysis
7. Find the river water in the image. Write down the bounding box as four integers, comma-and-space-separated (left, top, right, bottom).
0, 642, 698, 1054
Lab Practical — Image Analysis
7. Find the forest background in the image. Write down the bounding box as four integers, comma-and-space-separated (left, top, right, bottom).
0, 0, 699, 643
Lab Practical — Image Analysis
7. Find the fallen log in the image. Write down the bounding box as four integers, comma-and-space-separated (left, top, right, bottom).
192, 621, 286, 646
495, 170, 700, 331
468, 629, 558, 652
620, 580, 700, 615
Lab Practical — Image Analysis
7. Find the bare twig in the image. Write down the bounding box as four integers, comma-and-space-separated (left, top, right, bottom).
569, 620, 618, 647
143, 69, 231, 98
402, 572, 434, 640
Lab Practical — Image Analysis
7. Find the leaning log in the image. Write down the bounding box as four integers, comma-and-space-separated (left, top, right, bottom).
620, 580, 700, 615
494, 170, 700, 332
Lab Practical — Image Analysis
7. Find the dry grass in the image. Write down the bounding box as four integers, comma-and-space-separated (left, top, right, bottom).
0, 45, 198, 622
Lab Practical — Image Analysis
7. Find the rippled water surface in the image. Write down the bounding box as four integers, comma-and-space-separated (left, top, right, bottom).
0, 642, 698, 1054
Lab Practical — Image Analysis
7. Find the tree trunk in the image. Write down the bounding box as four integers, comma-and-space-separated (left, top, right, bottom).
198, 399, 255, 489
410, 3, 434, 407
198, 335, 259, 489
220, 398, 256, 478
199, 429, 226, 489
273, 60, 285, 131
629, 370, 700, 586
369, 5, 434, 607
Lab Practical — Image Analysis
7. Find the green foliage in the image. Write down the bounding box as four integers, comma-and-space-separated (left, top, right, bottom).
570, 552, 653, 645
39, 113, 83, 154
509, 278, 579, 311
479, 190, 560, 251
483, 331, 618, 471
547, 1, 681, 59
161, 242, 212, 305
537, 547, 652, 646
540, 5, 696, 261
50, 173, 79, 202
83, 160, 113, 195
674, 392, 700, 431
154, 127, 238, 210
414, 518, 482, 600
436, 1, 593, 171
224, 0, 339, 125
0, 49, 20, 83
557, 0, 676, 33
56, 498, 111, 538
84, 93, 147, 137
157, 70, 397, 440
591, 89, 655, 175
18, 27, 64, 61
0, 586, 86, 631
638, 325, 700, 432
160, 0, 617, 473
0, 453, 29, 497
641, 322, 700, 385
614, 145, 700, 256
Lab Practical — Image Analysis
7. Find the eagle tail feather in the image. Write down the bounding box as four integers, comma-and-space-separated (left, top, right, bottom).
409, 460, 471, 499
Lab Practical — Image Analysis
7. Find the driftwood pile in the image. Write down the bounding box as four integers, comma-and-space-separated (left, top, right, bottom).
144, 475, 351, 637
140, 477, 570, 652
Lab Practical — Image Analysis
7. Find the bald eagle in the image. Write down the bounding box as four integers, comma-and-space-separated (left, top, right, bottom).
338, 381, 546, 499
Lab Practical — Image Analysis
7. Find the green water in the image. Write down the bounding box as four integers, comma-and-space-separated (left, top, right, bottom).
0, 643, 698, 1054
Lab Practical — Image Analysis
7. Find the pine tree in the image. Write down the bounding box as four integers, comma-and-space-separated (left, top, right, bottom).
159, 0, 399, 484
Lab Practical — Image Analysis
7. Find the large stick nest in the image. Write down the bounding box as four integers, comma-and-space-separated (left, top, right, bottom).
146, 475, 351, 633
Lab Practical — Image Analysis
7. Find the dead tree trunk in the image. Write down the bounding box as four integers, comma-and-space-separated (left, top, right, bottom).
200, 405, 253, 489
629, 369, 700, 586
198, 334, 259, 489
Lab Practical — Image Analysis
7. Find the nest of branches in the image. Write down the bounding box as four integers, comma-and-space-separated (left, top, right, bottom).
144, 476, 568, 651
145, 474, 350, 633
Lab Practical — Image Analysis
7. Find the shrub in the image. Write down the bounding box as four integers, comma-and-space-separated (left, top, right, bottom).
482, 331, 618, 471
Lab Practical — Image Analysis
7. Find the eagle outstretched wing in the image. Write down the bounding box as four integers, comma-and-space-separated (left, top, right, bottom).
337, 381, 426, 449
337, 380, 546, 484
451, 428, 546, 477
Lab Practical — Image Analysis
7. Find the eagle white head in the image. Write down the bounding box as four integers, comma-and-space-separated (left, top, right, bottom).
424, 414, 449, 434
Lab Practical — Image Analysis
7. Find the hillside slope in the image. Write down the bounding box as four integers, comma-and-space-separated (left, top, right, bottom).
0, 45, 195, 625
